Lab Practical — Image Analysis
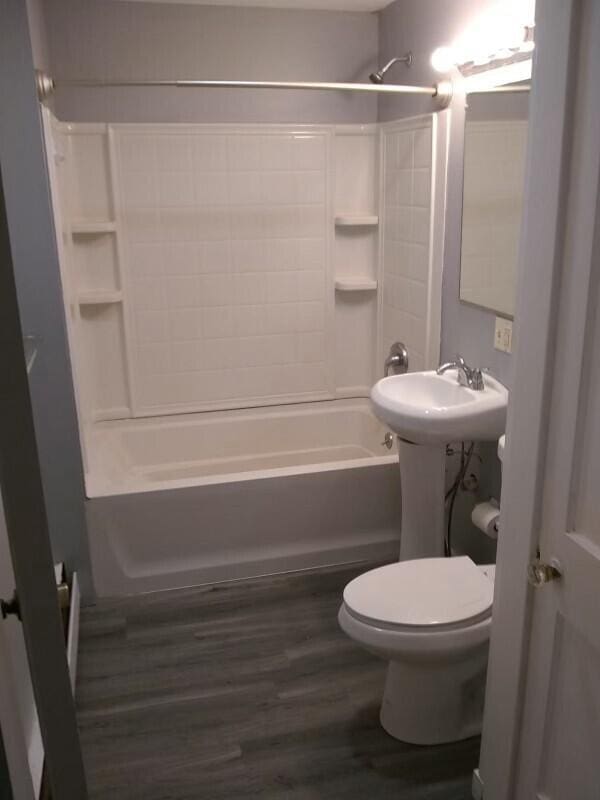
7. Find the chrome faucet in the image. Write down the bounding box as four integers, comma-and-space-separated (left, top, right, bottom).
384, 342, 409, 377
437, 355, 485, 391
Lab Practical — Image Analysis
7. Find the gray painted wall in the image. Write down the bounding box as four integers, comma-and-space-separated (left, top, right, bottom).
13, 0, 377, 604
378, 0, 510, 556
15, 0, 513, 591
378, 0, 514, 389
44, 0, 379, 124
43, 0, 514, 385
378, 0, 492, 122
1, 0, 94, 598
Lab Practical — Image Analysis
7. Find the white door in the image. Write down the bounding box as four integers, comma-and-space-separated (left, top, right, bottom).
0, 495, 41, 800
0, 2, 89, 794
511, 0, 600, 796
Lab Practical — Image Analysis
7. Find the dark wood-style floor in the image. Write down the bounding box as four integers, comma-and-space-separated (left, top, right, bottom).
76, 562, 480, 799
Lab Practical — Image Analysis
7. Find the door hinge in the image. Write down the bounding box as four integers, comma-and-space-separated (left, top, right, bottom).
0, 590, 21, 621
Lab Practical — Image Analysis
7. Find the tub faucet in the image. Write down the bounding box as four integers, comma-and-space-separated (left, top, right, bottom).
384, 342, 409, 377
437, 355, 485, 391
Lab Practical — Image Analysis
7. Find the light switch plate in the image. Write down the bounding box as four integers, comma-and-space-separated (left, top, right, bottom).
494, 317, 513, 353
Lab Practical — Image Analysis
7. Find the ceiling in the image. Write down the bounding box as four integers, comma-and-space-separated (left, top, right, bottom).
112, 0, 391, 11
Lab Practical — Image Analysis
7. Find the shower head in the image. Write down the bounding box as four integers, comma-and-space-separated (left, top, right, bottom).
369, 52, 413, 84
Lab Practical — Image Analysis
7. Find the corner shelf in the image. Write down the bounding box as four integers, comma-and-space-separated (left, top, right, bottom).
335, 278, 378, 292
78, 290, 123, 306
71, 220, 117, 235
334, 214, 379, 227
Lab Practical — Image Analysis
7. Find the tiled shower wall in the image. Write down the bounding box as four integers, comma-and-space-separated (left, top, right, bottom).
115, 127, 331, 413
380, 117, 433, 373
48, 116, 438, 423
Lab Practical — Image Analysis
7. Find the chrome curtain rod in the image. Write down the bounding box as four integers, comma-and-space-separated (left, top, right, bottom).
35, 71, 452, 107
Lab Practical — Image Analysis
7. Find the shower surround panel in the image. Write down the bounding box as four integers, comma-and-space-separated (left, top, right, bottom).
46, 116, 440, 426
114, 126, 333, 415
43, 113, 446, 596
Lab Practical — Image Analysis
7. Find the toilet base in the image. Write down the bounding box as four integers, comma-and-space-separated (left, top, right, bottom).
380, 658, 487, 745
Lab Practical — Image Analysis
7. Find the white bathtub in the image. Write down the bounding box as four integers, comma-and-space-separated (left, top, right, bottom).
85, 399, 400, 597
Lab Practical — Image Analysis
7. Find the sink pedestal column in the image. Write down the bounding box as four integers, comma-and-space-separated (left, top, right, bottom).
397, 439, 446, 560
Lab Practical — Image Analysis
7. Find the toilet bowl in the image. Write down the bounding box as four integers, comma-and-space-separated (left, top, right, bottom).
338, 556, 495, 745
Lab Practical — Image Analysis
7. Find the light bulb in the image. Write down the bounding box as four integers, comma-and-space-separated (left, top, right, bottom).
430, 47, 456, 73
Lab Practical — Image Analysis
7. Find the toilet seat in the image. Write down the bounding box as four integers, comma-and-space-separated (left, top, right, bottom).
343, 556, 493, 632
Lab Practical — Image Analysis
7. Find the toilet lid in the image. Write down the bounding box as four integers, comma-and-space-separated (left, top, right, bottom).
343, 556, 493, 629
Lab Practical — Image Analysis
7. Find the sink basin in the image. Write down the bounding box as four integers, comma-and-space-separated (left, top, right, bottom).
371, 370, 508, 444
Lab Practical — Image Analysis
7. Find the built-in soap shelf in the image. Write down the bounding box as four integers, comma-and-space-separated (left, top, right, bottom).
78, 290, 123, 306
334, 214, 379, 227
71, 220, 117, 235
335, 278, 378, 292
46, 119, 131, 425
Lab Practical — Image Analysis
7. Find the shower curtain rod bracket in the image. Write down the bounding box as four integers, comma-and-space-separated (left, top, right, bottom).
432, 80, 453, 108
35, 69, 452, 108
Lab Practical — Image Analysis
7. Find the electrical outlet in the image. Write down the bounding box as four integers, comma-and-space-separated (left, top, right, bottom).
494, 317, 513, 353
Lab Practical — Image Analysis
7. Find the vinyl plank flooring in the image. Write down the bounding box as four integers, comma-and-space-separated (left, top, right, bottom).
76, 562, 480, 799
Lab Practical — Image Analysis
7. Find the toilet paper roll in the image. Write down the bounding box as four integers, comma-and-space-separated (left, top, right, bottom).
471, 500, 500, 539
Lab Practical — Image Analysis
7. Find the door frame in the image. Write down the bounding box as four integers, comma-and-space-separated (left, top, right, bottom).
0, 0, 89, 795
0, 0, 94, 602
0, 164, 88, 798
477, 1, 580, 798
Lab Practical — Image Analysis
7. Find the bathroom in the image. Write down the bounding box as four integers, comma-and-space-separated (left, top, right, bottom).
1, 0, 600, 798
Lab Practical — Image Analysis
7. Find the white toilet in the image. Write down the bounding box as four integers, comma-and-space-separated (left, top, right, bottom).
338, 556, 495, 745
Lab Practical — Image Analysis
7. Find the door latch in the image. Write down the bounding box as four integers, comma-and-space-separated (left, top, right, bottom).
527, 558, 562, 588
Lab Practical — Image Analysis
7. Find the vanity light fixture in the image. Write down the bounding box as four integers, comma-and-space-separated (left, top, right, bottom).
431, 26, 534, 74
430, 0, 535, 74
463, 59, 532, 94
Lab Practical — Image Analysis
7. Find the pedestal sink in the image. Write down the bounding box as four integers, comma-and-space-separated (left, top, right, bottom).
371, 369, 508, 560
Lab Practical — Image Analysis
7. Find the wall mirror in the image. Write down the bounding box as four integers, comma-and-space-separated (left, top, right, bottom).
459, 84, 529, 318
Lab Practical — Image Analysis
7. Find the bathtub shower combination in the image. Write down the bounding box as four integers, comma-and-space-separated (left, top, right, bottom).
43, 110, 447, 596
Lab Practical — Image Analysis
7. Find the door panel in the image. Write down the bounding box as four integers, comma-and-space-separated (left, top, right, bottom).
0, 0, 89, 793
537, 616, 600, 799
0, 172, 88, 797
0, 0, 93, 600
514, 0, 600, 797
